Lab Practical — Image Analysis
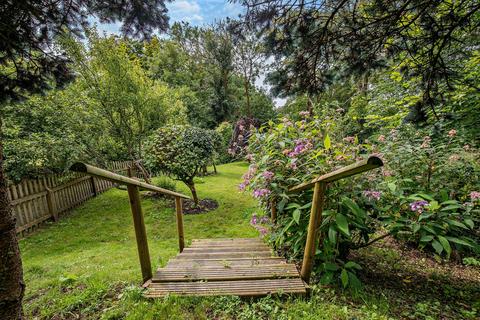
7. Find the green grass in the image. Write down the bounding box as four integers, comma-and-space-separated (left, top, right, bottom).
21, 162, 391, 319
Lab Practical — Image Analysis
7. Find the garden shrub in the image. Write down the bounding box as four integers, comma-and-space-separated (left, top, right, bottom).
145, 125, 214, 204
214, 121, 234, 163
244, 112, 479, 289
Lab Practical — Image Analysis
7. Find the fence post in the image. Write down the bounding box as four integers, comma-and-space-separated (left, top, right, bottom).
45, 187, 58, 222
175, 196, 185, 252
127, 185, 152, 283
90, 176, 97, 197
300, 182, 326, 283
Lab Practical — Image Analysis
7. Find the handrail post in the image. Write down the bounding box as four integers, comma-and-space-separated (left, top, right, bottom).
127, 185, 152, 283
175, 196, 185, 252
300, 182, 326, 283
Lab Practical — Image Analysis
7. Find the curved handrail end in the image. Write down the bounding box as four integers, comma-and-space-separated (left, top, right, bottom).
70, 162, 88, 173
366, 155, 383, 167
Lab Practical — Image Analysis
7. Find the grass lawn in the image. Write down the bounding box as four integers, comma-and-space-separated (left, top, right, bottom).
20, 162, 479, 319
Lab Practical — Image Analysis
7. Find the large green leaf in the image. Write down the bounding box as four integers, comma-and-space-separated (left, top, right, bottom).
340, 269, 349, 288
293, 209, 301, 224
445, 237, 474, 248
437, 236, 451, 257
431, 240, 443, 255
335, 213, 350, 236
324, 134, 331, 150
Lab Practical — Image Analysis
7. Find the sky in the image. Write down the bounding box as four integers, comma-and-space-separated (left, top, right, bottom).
94, 0, 286, 107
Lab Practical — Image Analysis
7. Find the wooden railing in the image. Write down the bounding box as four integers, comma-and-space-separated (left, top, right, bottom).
285, 155, 383, 283
70, 162, 190, 283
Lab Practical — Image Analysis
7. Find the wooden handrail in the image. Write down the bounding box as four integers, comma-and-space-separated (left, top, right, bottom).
70, 162, 189, 283
286, 155, 383, 284
70, 162, 189, 199
289, 156, 383, 193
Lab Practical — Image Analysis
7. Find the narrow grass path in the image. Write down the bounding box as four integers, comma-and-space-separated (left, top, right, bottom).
20, 162, 258, 317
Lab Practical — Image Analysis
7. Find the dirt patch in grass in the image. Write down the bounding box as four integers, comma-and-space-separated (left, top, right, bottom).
181, 198, 219, 214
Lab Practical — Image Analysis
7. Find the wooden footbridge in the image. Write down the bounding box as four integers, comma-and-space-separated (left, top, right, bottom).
71, 156, 382, 297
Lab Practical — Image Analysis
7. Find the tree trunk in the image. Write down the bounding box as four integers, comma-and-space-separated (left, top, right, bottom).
212, 162, 217, 174
244, 79, 251, 118
185, 180, 199, 205
0, 116, 25, 320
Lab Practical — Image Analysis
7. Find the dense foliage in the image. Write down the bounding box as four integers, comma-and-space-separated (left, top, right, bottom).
145, 125, 215, 204
244, 113, 479, 289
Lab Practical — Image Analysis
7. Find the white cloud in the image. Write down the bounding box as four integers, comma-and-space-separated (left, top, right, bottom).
168, 0, 204, 23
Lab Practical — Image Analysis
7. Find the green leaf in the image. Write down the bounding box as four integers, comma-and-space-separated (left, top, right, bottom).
464, 219, 474, 229
446, 219, 467, 229
437, 236, 451, 257
412, 223, 421, 234
420, 235, 434, 242
348, 271, 362, 290
345, 261, 362, 270
340, 269, 349, 288
342, 197, 365, 218
328, 227, 337, 245
431, 240, 443, 255
293, 209, 301, 224
324, 134, 331, 150
445, 237, 474, 248
335, 213, 350, 236
387, 182, 397, 193
324, 262, 339, 271
441, 204, 463, 211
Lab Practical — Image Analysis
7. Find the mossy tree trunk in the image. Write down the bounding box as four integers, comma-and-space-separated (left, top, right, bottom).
0, 117, 25, 320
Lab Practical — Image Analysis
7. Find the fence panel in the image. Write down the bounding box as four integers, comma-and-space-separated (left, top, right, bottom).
11, 160, 142, 236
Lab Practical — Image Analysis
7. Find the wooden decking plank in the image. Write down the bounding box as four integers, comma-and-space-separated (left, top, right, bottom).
176, 252, 273, 259
153, 265, 299, 282
182, 247, 271, 254
145, 279, 306, 297
166, 257, 286, 268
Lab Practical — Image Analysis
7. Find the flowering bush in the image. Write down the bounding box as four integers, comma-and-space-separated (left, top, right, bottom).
243, 114, 480, 289
243, 114, 380, 289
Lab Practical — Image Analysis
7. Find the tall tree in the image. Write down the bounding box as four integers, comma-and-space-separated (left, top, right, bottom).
229, 22, 266, 118
241, 0, 480, 121
0, 1, 170, 318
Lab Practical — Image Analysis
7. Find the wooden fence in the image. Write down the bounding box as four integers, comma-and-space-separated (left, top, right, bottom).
7, 161, 143, 236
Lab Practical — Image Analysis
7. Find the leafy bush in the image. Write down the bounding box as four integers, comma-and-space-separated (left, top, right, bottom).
244, 113, 379, 289
154, 176, 177, 191
214, 121, 234, 163
244, 113, 480, 289
145, 125, 214, 204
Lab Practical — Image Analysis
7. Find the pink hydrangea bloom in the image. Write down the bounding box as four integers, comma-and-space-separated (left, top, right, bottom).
363, 190, 381, 201
471, 191, 480, 201
448, 129, 457, 137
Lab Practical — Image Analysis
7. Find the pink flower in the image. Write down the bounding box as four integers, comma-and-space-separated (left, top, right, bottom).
262, 171, 274, 181
282, 149, 291, 156
253, 188, 270, 198
471, 191, 480, 201
343, 136, 355, 144
299, 110, 311, 118
464, 144, 471, 151
448, 129, 457, 137
245, 153, 254, 161
363, 190, 381, 201
377, 135, 386, 142
382, 170, 393, 177
238, 183, 246, 191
